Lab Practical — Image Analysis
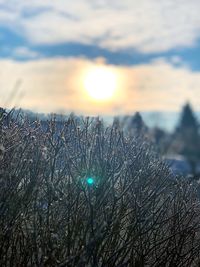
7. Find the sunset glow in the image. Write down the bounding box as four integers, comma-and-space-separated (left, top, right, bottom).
83, 66, 117, 101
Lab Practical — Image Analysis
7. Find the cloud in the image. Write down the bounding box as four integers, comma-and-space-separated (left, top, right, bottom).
0, 0, 200, 53
0, 56, 200, 114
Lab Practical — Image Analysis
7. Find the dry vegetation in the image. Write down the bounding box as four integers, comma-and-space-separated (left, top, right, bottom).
0, 110, 200, 266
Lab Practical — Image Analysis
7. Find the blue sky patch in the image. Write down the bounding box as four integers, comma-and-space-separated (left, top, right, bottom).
0, 26, 200, 71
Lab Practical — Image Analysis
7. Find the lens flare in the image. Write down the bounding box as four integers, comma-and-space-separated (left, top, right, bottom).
86, 177, 94, 185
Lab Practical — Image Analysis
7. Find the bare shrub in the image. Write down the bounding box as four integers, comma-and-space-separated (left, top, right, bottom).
0, 113, 200, 266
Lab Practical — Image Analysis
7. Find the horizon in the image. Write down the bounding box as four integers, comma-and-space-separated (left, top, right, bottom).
7, 105, 200, 132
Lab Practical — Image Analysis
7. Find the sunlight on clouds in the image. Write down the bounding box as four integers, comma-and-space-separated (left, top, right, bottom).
0, 57, 200, 114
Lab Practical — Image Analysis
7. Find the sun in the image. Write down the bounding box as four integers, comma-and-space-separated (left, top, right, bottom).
83, 66, 117, 101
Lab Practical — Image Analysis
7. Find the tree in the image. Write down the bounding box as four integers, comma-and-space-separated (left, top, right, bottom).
126, 112, 148, 137
150, 127, 169, 155
172, 103, 200, 175
179, 103, 199, 129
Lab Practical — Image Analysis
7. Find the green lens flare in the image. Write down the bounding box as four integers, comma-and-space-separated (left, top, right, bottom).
86, 177, 94, 185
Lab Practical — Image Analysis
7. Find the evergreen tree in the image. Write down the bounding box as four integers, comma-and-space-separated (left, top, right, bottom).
130, 112, 144, 132
173, 103, 200, 175
126, 112, 147, 137
179, 103, 199, 130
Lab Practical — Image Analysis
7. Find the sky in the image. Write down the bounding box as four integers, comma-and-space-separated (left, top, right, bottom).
0, 0, 200, 116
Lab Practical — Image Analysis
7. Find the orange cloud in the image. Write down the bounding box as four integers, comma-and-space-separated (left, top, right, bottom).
0, 57, 200, 115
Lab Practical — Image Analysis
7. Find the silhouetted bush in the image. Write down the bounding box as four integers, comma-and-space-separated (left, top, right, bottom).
0, 112, 200, 266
